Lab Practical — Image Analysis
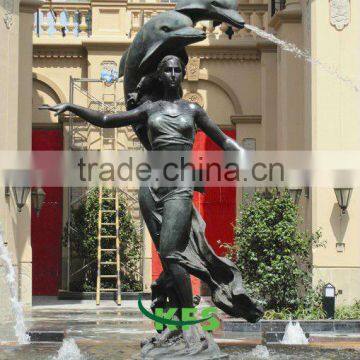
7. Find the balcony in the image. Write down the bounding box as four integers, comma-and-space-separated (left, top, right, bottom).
33, 0, 271, 41
34, 1, 91, 38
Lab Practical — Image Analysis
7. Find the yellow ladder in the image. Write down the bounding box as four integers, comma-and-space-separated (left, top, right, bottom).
96, 186, 121, 305
96, 81, 121, 305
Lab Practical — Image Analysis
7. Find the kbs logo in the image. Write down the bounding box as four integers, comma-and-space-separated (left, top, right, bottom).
138, 295, 220, 331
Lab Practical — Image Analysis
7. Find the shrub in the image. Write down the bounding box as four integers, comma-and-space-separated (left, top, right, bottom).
335, 300, 360, 320
227, 189, 325, 316
65, 187, 142, 292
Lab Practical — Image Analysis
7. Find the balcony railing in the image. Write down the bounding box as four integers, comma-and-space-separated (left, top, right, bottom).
34, 0, 269, 39
34, 1, 91, 37
129, 2, 269, 38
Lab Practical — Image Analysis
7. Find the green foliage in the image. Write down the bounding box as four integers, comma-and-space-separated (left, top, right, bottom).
66, 187, 142, 292
263, 283, 326, 320
335, 300, 360, 320
228, 189, 325, 316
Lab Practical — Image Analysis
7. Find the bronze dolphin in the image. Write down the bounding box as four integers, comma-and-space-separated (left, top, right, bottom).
122, 11, 205, 149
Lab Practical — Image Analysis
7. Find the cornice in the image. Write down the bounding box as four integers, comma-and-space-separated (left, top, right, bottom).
33, 46, 86, 59
257, 43, 277, 53
126, 3, 174, 11
33, 36, 275, 61
231, 115, 262, 125
20, 0, 43, 13
196, 50, 260, 61
91, 0, 127, 5
238, 3, 268, 12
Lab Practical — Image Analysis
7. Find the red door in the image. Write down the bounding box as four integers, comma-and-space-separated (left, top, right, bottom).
32, 129, 63, 296
193, 129, 237, 256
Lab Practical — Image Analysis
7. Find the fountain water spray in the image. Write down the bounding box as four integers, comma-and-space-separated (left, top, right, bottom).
251, 345, 270, 359
281, 320, 308, 345
245, 24, 360, 93
52, 338, 85, 360
0, 228, 30, 344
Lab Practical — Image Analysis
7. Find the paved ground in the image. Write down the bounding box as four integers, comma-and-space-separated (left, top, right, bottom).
1, 297, 360, 359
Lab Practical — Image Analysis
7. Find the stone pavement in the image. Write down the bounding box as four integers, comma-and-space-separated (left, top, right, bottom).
1, 297, 360, 359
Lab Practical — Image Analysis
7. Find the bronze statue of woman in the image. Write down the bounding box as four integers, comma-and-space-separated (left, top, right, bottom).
40, 55, 263, 347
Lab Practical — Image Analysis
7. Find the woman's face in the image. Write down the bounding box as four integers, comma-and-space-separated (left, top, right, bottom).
159, 58, 183, 90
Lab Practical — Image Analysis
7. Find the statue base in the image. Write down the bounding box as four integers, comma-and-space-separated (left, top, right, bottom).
140, 326, 229, 359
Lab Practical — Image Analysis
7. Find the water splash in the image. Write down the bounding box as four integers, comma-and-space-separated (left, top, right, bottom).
0, 229, 30, 344
51, 338, 86, 360
245, 24, 360, 93
281, 321, 308, 345
251, 345, 270, 359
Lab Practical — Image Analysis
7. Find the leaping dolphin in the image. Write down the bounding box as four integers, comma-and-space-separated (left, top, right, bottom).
118, 0, 245, 78
123, 10, 206, 149
118, 1, 245, 149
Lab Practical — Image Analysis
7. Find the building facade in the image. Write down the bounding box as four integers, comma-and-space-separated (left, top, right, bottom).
1, 0, 360, 308
0, 0, 42, 314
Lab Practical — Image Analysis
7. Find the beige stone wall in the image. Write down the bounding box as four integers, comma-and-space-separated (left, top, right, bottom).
0, 1, 22, 318
0, 0, 41, 313
311, 0, 360, 305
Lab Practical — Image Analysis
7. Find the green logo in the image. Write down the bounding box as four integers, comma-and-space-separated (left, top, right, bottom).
138, 295, 220, 331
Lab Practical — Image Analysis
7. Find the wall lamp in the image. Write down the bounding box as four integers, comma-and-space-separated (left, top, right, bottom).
334, 188, 353, 214
5, 186, 46, 215
5, 186, 31, 212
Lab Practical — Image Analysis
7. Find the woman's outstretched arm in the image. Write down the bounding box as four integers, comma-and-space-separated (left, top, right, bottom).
39, 102, 148, 128
194, 104, 243, 151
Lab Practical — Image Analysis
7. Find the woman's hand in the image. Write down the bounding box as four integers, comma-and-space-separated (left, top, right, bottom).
39, 103, 69, 117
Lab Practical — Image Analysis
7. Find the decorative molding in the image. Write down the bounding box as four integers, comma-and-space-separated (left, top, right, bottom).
33, 72, 67, 103
186, 57, 201, 82
192, 50, 260, 61
20, 0, 43, 14
198, 73, 243, 115
3, 0, 16, 29
183, 92, 204, 107
257, 43, 277, 53
33, 48, 85, 59
238, 3, 268, 12
231, 115, 262, 125
329, 0, 350, 31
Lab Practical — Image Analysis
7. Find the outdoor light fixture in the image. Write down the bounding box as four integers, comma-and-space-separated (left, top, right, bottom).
322, 283, 336, 319
5, 186, 31, 212
31, 187, 46, 217
334, 188, 353, 214
288, 188, 302, 205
